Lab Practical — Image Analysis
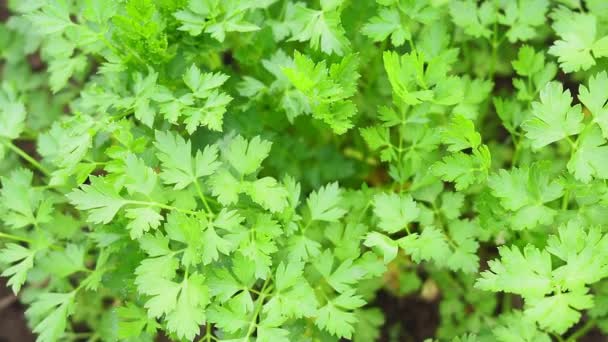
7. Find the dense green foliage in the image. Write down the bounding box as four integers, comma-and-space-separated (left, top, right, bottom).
2, 0, 608, 341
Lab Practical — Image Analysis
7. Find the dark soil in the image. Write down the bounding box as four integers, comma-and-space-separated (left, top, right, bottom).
375, 290, 440, 342
0, 280, 34, 342
0, 0, 8, 22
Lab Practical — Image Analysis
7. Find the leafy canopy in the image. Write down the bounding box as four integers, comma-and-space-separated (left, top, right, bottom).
4, 1, 608, 342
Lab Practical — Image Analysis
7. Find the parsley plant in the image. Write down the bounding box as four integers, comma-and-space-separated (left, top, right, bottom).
2, 0, 608, 341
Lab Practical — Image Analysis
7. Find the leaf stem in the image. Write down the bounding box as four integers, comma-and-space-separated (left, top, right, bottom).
501, 293, 512, 313
488, 15, 501, 81
566, 319, 596, 342
0, 232, 33, 244
194, 181, 214, 217
242, 278, 271, 341
552, 332, 565, 342
124, 200, 199, 216
562, 189, 570, 211
4, 141, 50, 176
202, 323, 216, 342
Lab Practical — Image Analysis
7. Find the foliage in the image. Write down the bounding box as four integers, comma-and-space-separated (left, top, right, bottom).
2, 0, 608, 341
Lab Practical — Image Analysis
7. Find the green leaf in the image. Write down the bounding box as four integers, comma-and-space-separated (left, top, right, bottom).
209, 169, 241, 205
26, 0, 73, 35
0, 169, 52, 229
567, 124, 608, 182
432, 146, 491, 190
67, 176, 126, 224
245, 177, 289, 213
549, 7, 608, 72
383, 50, 433, 105
165, 273, 209, 340
446, 219, 480, 273
492, 311, 551, 342
450, 0, 495, 38
476, 244, 553, 299
522, 81, 584, 149
372, 192, 420, 233
307, 182, 346, 222
499, 0, 549, 43
180, 65, 232, 132
512, 45, 545, 77
48, 55, 88, 94
441, 115, 482, 152
488, 163, 563, 229
525, 289, 594, 334
139, 233, 172, 257
263, 261, 317, 325
117, 303, 159, 339
546, 222, 608, 290
154, 130, 220, 189
26, 292, 74, 342
283, 52, 360, 134
0, 243, 35, 293
362, 8, 407, 46
83, 0, 117, 23
398, 226, 450, 264
130, 70, 159, 127
579, 71, 608, 138
360, 125, 391, 151
225, 135, 272, 176
315, 290, 366, 339
123, 153, 158, 196
326, 258, 366, 293
364, 232, 398, 263
440, 192, 464, 220
0, 85, 27, 140
286, 1, 350, 55
354, 308, 385, 342
174, 0, 267, 41
39, 244, 85, 278
183, 65, 230, 98
125, 207, 164, 239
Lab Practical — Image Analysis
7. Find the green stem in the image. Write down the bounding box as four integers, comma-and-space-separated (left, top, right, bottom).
242, 278, 271, 341
354, 199, 373, 224
203, 323, 216, 342
511, 137, 521, 166
502, 293, 512, 313
488, 18, 500, 80
194, 181, 214, 217
124, 200, 199, 216
552, 332, 565, 342
395, 106, 407, 185
562, 189, 570, 211
248, 288, 262, 295
566, 136, 578, 150
302, 219, 313, 231
566, 319, 596, 342
4, 141, 50, 176
65, 332, 94, 339
0, 232, 33, 244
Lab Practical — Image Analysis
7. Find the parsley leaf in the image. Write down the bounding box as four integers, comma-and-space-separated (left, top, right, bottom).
522, 81, 584, 149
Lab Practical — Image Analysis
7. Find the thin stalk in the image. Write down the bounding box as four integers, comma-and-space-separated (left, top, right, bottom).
488, 16, 501, 81
124, 200, 199, 216
562, 189, 570, 211
511, 138, 521, 166
552, 332, 565, 342
0, 232, 33, 244
242, 278, 271, 341
194, 181, 214, 217
502, 293, 512, 313
566, 319, 596, 342
4, 142, 50, 176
